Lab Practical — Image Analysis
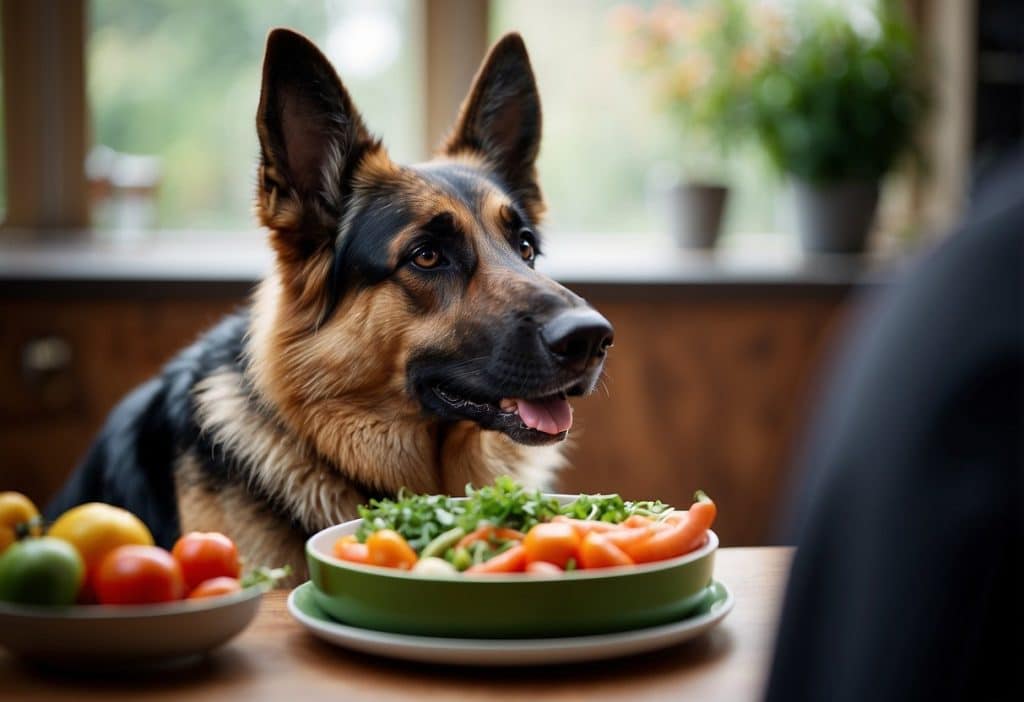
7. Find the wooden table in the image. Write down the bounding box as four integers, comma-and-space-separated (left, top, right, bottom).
1, 547, 792, 702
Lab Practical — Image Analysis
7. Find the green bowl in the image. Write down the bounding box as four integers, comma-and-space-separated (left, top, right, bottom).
305, 499, 717, 639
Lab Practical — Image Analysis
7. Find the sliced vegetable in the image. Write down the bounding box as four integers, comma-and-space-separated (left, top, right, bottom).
355, 477, 561, 551
333, 536, 370, 564
604, 525, 661, 550
344, 481, 715, 576
560, 493, 672, 523
450, 546, 472, 571
365, 529, 418, 570
578, 532, 634, 569
623, 492, 717, 563
551, 515, 618, 536
465, 545, 528, 574
420, 527, 466, 559
525, 560, 564, 575
456, 525, 524, 549
522, 522, 580, 568
411, 557, 458, 576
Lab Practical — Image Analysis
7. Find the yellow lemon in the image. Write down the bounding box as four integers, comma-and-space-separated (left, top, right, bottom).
48, 503, 154, 577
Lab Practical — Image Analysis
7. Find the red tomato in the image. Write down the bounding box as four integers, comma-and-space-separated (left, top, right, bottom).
95, 545, 185, 604
522, 522, 581, 569
188, 576, 243, 599
172, 532, 241, 590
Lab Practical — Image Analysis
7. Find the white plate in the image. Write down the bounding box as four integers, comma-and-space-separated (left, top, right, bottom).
288, 580, 734, 666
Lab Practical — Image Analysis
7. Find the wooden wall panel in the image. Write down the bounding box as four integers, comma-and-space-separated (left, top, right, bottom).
0, 289, 851, 545
0, 298, 239, 502
559, 294, 850, 546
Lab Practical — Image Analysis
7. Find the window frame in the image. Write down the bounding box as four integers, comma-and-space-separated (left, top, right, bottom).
0, 0, 974, 242
0, 0, 487, 233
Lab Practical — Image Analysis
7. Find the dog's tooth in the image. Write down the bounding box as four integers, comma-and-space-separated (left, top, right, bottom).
499, 398, 518, 413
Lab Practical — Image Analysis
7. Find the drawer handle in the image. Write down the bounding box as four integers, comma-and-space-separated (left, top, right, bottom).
22, 336, 73, 376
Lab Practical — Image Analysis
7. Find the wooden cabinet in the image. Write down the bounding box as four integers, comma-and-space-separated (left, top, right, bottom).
561, 288, 849, 546
0, 281, 852, 546
0, 293, 242, 503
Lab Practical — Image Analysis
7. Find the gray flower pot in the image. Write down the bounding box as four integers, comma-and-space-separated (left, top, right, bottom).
792, 180, 880, 254
666, 182, 729, 249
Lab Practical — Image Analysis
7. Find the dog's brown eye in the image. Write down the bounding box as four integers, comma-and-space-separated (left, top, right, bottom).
412, 246, 442, 269
519, 235, 536, 263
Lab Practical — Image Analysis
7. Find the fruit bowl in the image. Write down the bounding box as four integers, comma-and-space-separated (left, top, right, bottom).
0, 586, 262, 668
305, 496, 718, 639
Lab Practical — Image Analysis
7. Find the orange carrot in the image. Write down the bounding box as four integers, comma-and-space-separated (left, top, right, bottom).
604, 525, 661, 550
465, 545, 527, 574
333, 536, 370, 564
523, 522, 581, 568
578, 532, 634, 569
365, 529, 418, 570
625, 492, 716, 563
551, 516, 618, 536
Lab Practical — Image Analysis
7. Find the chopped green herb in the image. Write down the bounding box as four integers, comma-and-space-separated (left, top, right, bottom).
561, 493, 672, 523
353, 477, 675, 570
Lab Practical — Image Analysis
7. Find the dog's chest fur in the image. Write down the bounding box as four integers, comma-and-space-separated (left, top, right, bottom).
173, 312, 563, 582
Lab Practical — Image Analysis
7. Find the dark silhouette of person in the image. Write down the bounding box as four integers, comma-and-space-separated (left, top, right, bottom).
765, 150, 1023, 702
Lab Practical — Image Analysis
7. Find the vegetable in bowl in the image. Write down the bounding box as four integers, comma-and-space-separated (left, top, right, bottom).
305, 481, 720, 637
336, 477, 715, 575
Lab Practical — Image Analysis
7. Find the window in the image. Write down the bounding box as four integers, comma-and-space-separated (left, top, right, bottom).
490, 0, 786, 243
88, 0, 423, 230
0, 1, 973, 246
0, 10, 5, 219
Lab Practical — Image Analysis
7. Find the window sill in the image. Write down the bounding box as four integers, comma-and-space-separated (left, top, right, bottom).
0, 228, 896, 295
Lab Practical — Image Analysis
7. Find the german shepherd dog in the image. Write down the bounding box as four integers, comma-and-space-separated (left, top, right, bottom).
48, 29, 613, 580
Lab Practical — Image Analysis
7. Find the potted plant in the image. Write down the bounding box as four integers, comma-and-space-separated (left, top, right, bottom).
748, 2, 925, 254
611, 1, 780, 248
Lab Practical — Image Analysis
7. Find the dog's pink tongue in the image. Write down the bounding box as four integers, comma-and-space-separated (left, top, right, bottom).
516, 397, 573, 435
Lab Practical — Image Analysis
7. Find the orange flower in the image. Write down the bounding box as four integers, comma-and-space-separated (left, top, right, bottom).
669, 53, 712, 99
607, 4, 646, 34
649, 3, 689, 42
733, 46, 761, 77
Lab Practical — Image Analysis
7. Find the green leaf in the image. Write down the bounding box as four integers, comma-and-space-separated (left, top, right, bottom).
241, 565, 292, 590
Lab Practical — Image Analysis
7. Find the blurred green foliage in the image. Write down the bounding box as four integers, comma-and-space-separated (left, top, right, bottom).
749, 1, 926, 184
89, 0, 420, 229
610, 0, 784, 173
491, 0, 784, 237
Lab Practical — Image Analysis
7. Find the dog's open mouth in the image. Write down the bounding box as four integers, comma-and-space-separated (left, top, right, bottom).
430, 385, 574, 445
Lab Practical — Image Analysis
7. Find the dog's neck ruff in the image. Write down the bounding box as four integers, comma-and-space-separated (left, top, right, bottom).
191, 364, 563, 534
230, 274, 565, 511
191, 368, 371, 534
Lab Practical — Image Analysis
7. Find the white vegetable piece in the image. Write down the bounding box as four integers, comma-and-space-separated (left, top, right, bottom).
411, 556, 458, 576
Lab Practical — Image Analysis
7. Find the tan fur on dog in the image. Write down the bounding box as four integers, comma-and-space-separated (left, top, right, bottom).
173, 30, 576, 580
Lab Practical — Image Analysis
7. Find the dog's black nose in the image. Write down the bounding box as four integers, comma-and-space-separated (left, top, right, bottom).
541, 309, 614, 371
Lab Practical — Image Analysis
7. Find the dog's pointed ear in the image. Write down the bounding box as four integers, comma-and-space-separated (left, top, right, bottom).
442, 33, 543, 218
256, 28, 377, 237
